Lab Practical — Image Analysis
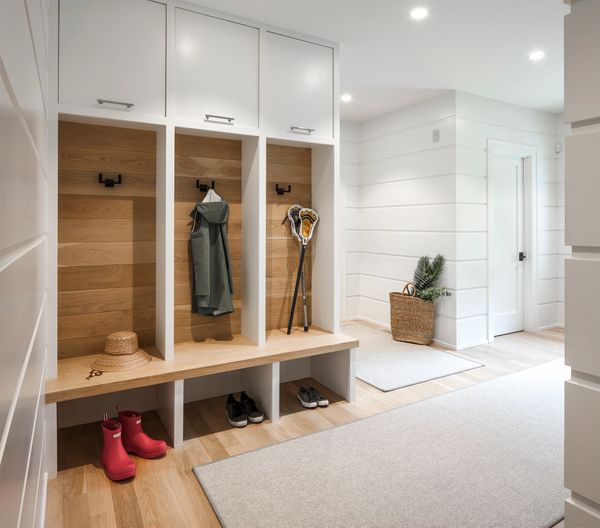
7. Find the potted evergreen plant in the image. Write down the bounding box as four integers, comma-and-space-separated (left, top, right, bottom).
389, 255, 449, 345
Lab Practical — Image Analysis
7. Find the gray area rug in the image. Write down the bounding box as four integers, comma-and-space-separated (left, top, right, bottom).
194, 361, 568, 528
356, 341, 483, 391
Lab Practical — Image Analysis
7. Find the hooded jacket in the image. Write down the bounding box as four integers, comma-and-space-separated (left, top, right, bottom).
189, 200, 234, 316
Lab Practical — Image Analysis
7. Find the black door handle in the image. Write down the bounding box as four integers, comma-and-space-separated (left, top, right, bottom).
519, 252, 527, 262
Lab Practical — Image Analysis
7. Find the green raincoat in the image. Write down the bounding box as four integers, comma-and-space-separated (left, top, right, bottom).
189, 200, 234, 316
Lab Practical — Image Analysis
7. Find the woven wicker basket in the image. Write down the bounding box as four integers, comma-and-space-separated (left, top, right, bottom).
389, 282, 434, 345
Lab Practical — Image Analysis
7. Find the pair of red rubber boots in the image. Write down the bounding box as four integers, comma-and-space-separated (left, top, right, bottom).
101, 408, 167, 481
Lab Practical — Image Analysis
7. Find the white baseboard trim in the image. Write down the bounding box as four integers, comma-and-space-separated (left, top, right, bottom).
537, 323, 563, 331
343, 317, 490, 352
453, 338, 490, 351
343, 315, 391, 331
432, 339, 457, 350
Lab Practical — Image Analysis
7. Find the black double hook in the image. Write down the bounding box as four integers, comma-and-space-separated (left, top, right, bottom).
98, 173, 122, 188
275, 184, 292, 195
196, 180, 216, 192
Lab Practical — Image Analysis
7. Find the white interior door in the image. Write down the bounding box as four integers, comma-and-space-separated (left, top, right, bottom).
491, 151, 525, 336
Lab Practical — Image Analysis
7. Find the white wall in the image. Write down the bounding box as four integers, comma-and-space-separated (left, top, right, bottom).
342, 93, 460, 347
342, 91, 567, 349
0, 0, 49, 526
340, 121, 360, 320
455, 92, 568, 339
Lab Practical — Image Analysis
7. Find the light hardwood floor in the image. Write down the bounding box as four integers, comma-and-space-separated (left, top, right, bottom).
46, 322, 565, 527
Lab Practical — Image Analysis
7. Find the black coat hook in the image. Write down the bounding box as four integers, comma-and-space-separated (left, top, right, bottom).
98, 173, 122, 188
275, 184, 291, 195
196, 180, 215, 192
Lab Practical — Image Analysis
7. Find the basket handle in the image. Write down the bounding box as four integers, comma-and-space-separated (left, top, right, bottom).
402, 282, 417, 297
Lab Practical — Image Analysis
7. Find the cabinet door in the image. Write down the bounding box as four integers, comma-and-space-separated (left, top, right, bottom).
565, 258, 600, 377
59, 0, 166, 116
175, 9, 259, 128
565, 1, 600, 123
565, 131, 600, 246
263, 32, 334, 139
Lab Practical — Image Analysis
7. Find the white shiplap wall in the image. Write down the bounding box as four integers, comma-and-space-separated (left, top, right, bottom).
0, 0, 49, 526
342, 93, 461, 347
340, 121, 360, 320
455, 92, 568, 337
342, 92, 566, 349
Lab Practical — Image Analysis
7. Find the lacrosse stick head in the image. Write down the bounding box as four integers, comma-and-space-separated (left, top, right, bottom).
286, 204, 303, 242
299, 208, 319, 246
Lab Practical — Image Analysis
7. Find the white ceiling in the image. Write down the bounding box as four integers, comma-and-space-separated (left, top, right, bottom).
190, 0, 569, 122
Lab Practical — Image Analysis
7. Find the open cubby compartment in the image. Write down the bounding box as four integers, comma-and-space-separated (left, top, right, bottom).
265, 139, 338, 335
57, 119, 160, 360
53, 383, 176, 471
172, 128, 263, 351
183, 363, 278, 440
278, 348, 356, 417
48, 117, 175, 475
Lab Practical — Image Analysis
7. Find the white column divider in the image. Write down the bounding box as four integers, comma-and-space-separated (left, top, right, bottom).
156, 125, 175, 360
242, 135, 266, 345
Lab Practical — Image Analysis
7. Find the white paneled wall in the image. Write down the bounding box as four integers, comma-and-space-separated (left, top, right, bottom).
342, 91, 566, 349
0, 0, 49, 526
456, 92, 568, 337
341, 121, 360, 320
342, 93, 460, 347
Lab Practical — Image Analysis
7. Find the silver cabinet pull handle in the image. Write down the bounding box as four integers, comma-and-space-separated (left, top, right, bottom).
290, 126, 315, 134
97, 98, 134, 109
205, 114, 235, 124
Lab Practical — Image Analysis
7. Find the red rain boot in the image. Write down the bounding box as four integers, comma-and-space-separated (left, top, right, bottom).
118, 409, 168, 459
101, 416, 136, 481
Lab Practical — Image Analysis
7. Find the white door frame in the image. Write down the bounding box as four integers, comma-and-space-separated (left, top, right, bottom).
487, 140, 538, 342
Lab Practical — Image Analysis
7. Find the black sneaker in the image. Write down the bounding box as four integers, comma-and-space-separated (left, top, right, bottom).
240, 391, 264, 423
297, 386, 318, 408
226, 394, 247, 427
309, 386, 329, 407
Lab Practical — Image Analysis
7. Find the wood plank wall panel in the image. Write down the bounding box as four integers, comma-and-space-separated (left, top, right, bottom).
57, 122, 157, 358
266, 144, 312, 330
174, 134, 242, 343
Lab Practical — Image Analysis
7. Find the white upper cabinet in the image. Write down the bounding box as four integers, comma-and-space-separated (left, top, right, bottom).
263, 32, 334, 139
59, 0, 166, 116
175, 9, 259, 128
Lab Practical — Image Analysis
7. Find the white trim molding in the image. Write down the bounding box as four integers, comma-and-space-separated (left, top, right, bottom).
486, 140, 539, 341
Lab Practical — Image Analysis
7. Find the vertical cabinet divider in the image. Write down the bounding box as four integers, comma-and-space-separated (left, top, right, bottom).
242, 135, 267, 345
156, 125, 175, 360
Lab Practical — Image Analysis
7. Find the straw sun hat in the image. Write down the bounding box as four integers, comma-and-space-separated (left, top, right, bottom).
91, 331, 152, 372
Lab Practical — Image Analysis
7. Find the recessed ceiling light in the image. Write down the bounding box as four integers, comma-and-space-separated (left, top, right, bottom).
410, 7, 429, 20
341, 93, 353, 103
529, 50, 546, 61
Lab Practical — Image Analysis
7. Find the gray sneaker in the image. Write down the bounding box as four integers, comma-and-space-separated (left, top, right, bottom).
240, 391, 264, 423
309, 386, 329, 407
297, 386, 318, 408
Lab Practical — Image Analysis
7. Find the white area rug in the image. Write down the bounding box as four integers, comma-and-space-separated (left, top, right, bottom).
194, 361, 568, 528
343, 322, 483, 391
356, 340, 483, 391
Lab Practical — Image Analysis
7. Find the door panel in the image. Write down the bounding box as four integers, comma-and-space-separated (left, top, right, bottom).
59, 0, 166, 116
263, 32, 334, 139
175, 9, 259, 127
492, 153, 524, 336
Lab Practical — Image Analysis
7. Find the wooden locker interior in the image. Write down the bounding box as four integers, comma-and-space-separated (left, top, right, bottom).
266, 144, 313, 331
57, 121, 157, 359
174, 133, 243, 344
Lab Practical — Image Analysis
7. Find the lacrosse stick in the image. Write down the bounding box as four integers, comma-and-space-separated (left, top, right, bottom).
284, 205, 309, 332
287, 207, 319, 335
